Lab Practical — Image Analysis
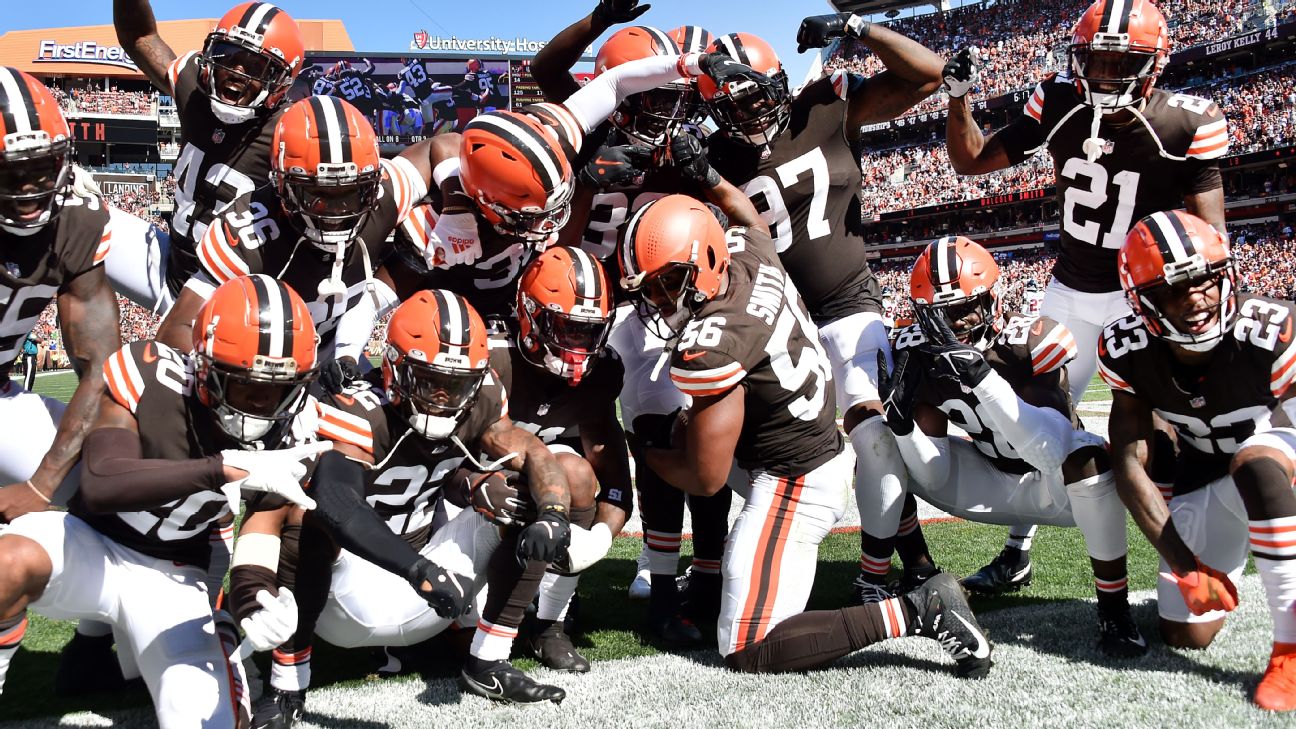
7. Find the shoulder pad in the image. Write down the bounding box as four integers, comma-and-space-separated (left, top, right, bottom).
103, 341, 188, 414
670, 347, 746, 398
315, 390, 383, 455
1023, 316, 1077, 376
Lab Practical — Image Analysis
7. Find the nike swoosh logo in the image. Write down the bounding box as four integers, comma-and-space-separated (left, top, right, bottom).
594, 158, 623, 167
467, 673, 505, 698
952, 612, 991, 659
681, 350, 707, 362
1280, 318, 1293, 344
141, 343, 158, 364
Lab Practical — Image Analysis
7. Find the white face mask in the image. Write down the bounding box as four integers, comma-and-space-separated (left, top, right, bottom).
209, 98, 258, 125
407, 412, 461, 440
217, 406, 275, 444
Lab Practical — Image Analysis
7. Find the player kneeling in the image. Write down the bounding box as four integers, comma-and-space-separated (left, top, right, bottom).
1102, 210, 1296, 710
0, 275, 325, 727
624, 195, 992, 677
880, 236, 1144, 657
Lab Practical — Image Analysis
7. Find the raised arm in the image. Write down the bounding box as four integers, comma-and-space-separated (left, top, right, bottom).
114, 0, 178, 93
844, 24, 945, 128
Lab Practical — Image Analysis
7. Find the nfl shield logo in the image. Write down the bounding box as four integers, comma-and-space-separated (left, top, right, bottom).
212, 129, 225, 144
537, 403, 550, 416
413, 30, 429, 49
4, 261, 20, 277
1190, 396, 1206, 409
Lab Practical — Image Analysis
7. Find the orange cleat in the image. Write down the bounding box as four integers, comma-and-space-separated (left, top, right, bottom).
1255, 643, 1296, 711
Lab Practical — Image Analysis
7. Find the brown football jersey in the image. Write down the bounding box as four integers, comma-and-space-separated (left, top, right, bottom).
489, 337, 623, 452
997, 76, 1227, 293
192, 157, 423, 353
895, 313, 1079, 475
667, 228, 841, 475
0, 193, 110, 366
316, 373, 507, 544
707, 74, 882, 323
166, 51, 286, 293
1098, 295, 1296, 494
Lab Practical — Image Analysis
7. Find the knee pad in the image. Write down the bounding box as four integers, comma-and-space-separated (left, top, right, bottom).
1066, 472, 1128, 562
851, 416, 906, 539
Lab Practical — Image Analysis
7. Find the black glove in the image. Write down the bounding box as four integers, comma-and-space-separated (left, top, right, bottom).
796, 13, 871, 53
406, 558, 472, 618
468, 469, 535, 527
578, 143, 653, 190
592, 0, 650, 25
320, 357, 362, 395
664, 132, 720, 188
516, 505, 572, 565
877, 349, 923, 436
916, 307, 993, 388
698, 53, 777, 98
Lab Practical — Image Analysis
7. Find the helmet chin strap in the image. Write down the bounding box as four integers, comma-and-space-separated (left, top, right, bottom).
209, 97, 259, 125
1082, 105, 1109, 163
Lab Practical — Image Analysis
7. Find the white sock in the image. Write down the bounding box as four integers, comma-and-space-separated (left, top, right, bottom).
1251, 516, 1296, 643
469, 619, 518, 662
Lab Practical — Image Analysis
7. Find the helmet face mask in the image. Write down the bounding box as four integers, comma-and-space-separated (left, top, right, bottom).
199, 2, 304, 124
0, 142, 72, 230
517, 246, 613, 384
909, 235, 1002, 350
279, 169, 382, 248
708, 71, 791, 149
629, 262, 703, 340
478, 185, 573, 245
614, 84, 696, 147
519, 303, 612, 382
914, 291, 998, 349
1068, 45, 1161, 109
199, 356, 315, 445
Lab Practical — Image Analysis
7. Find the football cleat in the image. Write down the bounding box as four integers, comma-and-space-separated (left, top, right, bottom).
906, 572, 993, 679
459, 659, 566, 704
250, 687, 306, 729
891, 565, 942, 596
1255, 643, 1296, 711
848, 573, 896, 605
961, 547, 1032, 595
528, 623, 590, 673
642, 611, 705, 650
1097, 606, 1148, 658
629, 547, 651, 600
680, 570, 723, 625
53, 632, 128, 697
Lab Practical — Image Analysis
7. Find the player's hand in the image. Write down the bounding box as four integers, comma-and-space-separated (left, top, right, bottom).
698, 53, 777, 99
1163, 560, 1239, 615
239, 588, 298, 652
553, 522, 614, 573
320, 357, 362, 395
916, 307, 993, 387
796, 13, 871, 53
516, 506, 572, 565
592, 0, 650, 25
69, 165, 103, 199
220, 442, 333, 512
877, 349, 922, 436
429, 211, 483, 268
578, 143, 653, 190
0, 480, 52, 523
635, 407, 683, 450
662, 131, 720, 188
943, 47, 981, 99
466, 469, 535, 527
407, 558, 473, 618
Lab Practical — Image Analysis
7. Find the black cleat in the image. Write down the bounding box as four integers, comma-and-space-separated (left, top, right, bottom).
251, 687, 306, 729
459, 659, 565, 704
528, 623, 590, 673
906, 573, 993, 679
642, 611, 704, 649
680, 571, 722, 625
848, 571, 895, 606
961, 547, 1032, 595
54, 632, 128, 697
891, 565, 941, 596
1097, 606, 1149, 658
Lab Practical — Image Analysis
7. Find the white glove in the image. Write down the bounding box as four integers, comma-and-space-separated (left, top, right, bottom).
70, 165, 103, 198
239, 588, 298, 652
943, 46, 981, 99
564, 522, 613, 573
219, 441, 333, 513
429, 211, 484, 268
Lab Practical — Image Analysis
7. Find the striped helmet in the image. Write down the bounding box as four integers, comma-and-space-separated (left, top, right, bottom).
460, 111, 574, 245
272, 95, 382, 251
517, 246, 613, 385
192, 274, 319, 447
910, 236, 1002, 350
200, 1, 304, 122
596, 26, 694, 147
1068, 0, 1169, 109
383, 289, 491, 439
1119, 210, 1236, 352
698, 33, 790, 149
668, 25, 715, 55
0, 67, 73, 230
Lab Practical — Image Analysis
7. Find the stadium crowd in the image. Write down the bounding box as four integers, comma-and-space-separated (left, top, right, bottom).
58, 88, 156, 116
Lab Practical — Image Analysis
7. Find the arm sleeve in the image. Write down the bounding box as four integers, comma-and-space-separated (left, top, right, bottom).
79, 427, 226, 513
970, 370, 1075, 473
309, 450, 423, 579
332, 278, 399, 363
894, 428, 951, 490
561, 54, 694, 136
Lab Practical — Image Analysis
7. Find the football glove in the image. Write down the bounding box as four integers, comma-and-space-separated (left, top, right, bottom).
592, 0, 650, 25
796, 13, 871, 53
877, 349, 923, 436
429, 210, 484, 268
943, 47, 981, 99
467, 469, 535, 527
220, 442, 332, 513
70, 165, 103, 199
916, 307, 993, 388
407, 558, 473, 618
698, 53, 778, 100
663, 131, 720, 188
239, 588, 298, 652
517, 505, 572, 565
579, 143, 653, 190
319, 356, 362, 395
634, 407, 683, 450
1163, 560, 1239, 616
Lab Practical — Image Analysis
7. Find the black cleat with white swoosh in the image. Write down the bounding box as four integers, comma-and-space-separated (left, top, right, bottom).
906, 572, 993, 679
962, 547, 1032, 595
459, 659, 566, 704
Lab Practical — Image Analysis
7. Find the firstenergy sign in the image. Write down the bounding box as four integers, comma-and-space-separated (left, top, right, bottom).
34, 40, 138, 70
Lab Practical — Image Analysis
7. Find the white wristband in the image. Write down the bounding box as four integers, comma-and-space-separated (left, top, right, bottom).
432, 157, 461, 188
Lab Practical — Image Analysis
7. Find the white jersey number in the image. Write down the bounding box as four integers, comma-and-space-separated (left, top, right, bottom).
1060, 157, 1139, 250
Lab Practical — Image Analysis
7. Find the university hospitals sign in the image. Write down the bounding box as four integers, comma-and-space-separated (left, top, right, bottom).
34, 40, 138, 70
409, 30, 590, 55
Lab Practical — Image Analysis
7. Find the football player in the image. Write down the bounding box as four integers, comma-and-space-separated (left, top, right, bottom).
880, 236, 1144, 657
452, 59, 498, 130
1023, 279, 1046, 320
623, 194, 992, 677
1101, 210, 1296, 710
943, 0, 1228, 592
110, 0, 306, 312
0, 275, 325, 725
234, 289, 580, 722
